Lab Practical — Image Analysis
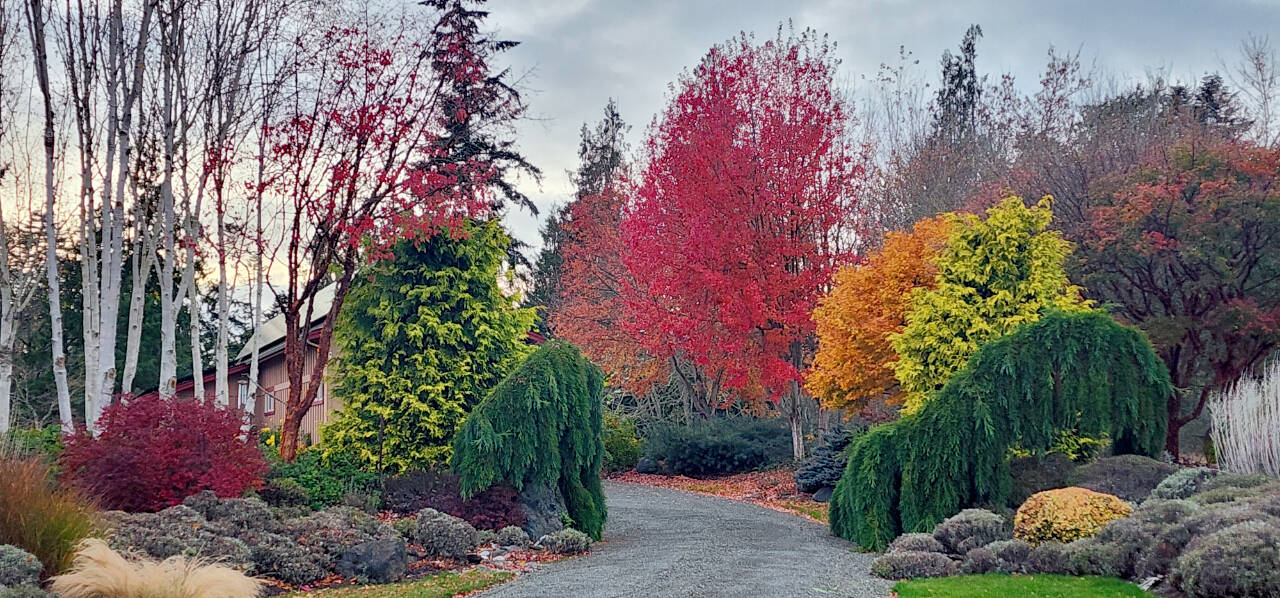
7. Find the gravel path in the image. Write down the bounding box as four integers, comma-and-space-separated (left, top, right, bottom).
478, 481, 891, 598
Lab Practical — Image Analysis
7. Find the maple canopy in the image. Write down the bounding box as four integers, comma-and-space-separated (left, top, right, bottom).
807, 216, 952, 414
621, 27, 866, 403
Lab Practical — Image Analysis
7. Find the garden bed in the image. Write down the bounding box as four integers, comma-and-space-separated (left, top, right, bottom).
613, 468, 828, 523
284, 569, 514, 598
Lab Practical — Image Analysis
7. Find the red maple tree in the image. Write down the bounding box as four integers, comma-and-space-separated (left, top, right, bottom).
621, 28, 867, 459
1075, 139, 1280, 458
263, 9, 506, 460
550, 188, 668, 396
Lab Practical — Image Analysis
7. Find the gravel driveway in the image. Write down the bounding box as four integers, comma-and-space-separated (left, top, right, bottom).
478, 481, 891, 598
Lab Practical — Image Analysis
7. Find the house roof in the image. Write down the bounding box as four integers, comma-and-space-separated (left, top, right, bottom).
235, 284, 337, 362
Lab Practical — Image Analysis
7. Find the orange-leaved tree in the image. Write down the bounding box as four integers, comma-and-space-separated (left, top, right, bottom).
550, 188, 668, 395
806, 216, 952, 415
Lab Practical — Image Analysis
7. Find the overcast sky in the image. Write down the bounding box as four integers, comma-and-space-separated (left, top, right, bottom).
483, 0, 1280, 255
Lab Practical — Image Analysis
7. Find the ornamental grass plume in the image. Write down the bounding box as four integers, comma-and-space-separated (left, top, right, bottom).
0, 443, 99, 578
1211, 359, 1280, 477
50, 539, 262, 598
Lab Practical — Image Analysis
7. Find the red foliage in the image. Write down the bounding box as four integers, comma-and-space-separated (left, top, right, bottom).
551, 188, 668, 394
621, 28, 868, 403
382, 469, 524, 531
60, 396, 267, 512
1077, 140, 1280, 456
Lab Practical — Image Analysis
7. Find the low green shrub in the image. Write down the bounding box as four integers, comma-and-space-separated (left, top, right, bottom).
1067, 455, 1178, 503
409, 509, 477, 559
602, 415, 642, 474
871, 551, 955, 580
888, 533, 944, 554
264, 449, 380, 511
1171, 521, 1280, 598
2, 427, 62, 464
931, 509, 1011, 555
641, 417, 791, 477
537, 528, 591, 555
1149, 467, 1222, 501
0, 584, 56, 598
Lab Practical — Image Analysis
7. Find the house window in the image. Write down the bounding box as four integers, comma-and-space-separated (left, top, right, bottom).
264, 389, 275, 415
237, 380, 249, 410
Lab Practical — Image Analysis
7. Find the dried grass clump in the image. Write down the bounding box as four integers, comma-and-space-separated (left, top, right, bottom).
50, 539, 261, 598
1211, 360, 1280, 477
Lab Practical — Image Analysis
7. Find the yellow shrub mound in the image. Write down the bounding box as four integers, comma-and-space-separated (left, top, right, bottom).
1014, 487, 1131, 545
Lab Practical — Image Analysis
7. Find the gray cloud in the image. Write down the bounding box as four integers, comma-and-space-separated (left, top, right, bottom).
487, 0, 1280, 254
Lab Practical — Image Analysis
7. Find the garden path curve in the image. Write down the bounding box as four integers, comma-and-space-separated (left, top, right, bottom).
478, 481, 891, 598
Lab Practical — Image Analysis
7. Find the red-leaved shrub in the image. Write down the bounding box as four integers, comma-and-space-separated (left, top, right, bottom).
60, 396, 266, 512
383, 468, 524, 530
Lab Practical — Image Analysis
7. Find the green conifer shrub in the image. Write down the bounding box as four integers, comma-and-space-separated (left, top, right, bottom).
450, 341, 607, 540
323, 220, 536, 471
829, 311, 1170, 550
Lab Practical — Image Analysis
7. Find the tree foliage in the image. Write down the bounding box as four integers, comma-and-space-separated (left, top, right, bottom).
622, 27, 865, 404
323, 220, 535, 472
807, 216, 951, 414
1075, 140, 1280, 456
891, 196, 1090, 413
829, 311, 1171, 550
450, 340, 607, 540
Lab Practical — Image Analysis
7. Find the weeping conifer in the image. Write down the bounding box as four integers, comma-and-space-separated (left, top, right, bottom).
829, 310, 1171, 550
450, 340, 607, 540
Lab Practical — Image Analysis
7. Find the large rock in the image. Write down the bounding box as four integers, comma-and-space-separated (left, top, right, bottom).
812, 486, 834, 503
519, 484, 566, 540
336, 539, 409, 584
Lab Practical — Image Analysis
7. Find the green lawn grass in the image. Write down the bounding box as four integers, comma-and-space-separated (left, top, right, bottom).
286, 569, 514, 598
893, 574, 1156, 598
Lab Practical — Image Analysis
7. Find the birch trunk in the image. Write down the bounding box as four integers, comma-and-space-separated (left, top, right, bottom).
25, 0, 72, 431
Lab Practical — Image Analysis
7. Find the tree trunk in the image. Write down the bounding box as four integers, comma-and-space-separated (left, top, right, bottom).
26, 0, 73, 431
121, 235, 148, 396
0, 282, 13, 434
215, 215, 229, 406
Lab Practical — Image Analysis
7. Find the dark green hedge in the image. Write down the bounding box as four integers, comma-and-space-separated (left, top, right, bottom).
829, 311, 1171, 549
450, 340, 607, 540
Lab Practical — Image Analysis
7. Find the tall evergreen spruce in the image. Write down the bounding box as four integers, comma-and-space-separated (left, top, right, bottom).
452, 340, 608, 540
528, 100, 628, 333
323, 220, 536, 472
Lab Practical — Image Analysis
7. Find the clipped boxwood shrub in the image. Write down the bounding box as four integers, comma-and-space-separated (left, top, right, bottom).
452, 341, 608, 540
870, 551, 955, 580
1065, 539, 1125, 578
931, 509, 1011, 555
1171, 520, 1280, 598
958, 547, 997, 575
1027, 541, 1072, 574
828, 312, 1170, 550
641, 417, 790, 477
1066, 454, 1177, 503
1014, 487, 1131, 545
496, 526, 529, 547
1149, 467, 1222, 501
984, 539, 1032, 574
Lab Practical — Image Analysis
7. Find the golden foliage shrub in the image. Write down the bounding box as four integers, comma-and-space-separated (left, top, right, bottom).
807, 216, 952, 413
1014, 487, 1132, 545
